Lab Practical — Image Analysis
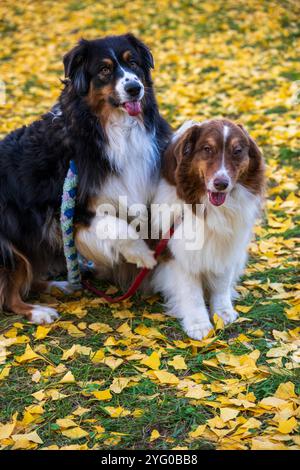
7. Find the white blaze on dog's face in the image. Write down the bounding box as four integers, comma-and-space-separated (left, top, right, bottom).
206, 124, 233, 205
165, 119, 264, 207
114, 59, 144, 116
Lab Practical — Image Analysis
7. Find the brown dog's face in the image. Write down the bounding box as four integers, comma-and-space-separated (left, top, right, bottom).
163, 120, 265, 206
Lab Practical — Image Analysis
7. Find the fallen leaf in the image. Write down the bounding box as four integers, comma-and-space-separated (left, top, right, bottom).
61, 427, 89, 440
168, 355, 187, 370
154, 370, 179, 385
59, 371, 75, 384
92, 389, 112, 401
141, 351, 161, 370
150, 429, 160, 441
104, 406, 131, 418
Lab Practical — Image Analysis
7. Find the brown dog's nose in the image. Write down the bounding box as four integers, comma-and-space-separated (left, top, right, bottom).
213, 177, 229, 191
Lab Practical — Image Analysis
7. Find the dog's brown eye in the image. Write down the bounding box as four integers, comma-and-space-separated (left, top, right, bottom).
99, 66, 111, 75
203, 145, 212, 153
233, 147, 242, 156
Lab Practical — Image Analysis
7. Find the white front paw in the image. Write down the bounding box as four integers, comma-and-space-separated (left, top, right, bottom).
211, 306, 238, 325
183, 320, 213, 340
122, 241, 157, 269
30, 306, 60, 324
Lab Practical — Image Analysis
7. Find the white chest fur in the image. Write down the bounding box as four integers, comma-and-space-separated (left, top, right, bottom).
97, 111, 159, 209
153, 179, 261, 277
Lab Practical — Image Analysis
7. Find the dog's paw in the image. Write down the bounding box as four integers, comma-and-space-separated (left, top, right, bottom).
30, 306, 60, 324
212, 306, 238, 325
183, 321, 213, 341
122, 241, 157, 269
46, 281, 78, 295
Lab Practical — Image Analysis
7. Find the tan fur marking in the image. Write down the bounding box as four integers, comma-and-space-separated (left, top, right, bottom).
102, 58, 113, 66
6, 258, 33, 319
85, 82, 115, 128
123, 50, 132, 62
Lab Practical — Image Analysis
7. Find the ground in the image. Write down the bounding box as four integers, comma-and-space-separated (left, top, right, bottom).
0, 0, 299, 451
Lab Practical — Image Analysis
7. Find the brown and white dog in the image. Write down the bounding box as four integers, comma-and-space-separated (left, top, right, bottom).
150, 119, 265, 340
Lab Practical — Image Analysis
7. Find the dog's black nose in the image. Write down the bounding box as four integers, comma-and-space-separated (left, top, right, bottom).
124, 81, 142, 97
213, 177, 229, 191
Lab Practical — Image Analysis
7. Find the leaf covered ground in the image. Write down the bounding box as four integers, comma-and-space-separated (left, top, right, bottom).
0, 0, 299, 451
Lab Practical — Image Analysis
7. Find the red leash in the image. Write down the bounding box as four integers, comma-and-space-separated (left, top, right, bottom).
82, 223, 176, 303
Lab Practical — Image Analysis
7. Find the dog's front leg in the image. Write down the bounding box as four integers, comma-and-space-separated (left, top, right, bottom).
208, 270, 238, 325
152, 260, 213, 340
76, 214, 156, 269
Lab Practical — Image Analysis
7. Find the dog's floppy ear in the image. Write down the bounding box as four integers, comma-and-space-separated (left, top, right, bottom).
237, 124, 264, 170
63, 39, 90, 95
125, 33, 154, 69
178, 125, 203, 160
162, 125, 202, 184
237, 123, 265, 194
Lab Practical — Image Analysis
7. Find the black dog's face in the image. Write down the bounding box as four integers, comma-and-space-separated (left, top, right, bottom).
63, 34, 154, 118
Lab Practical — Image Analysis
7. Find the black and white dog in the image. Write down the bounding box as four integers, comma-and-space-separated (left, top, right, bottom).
0, 34, 171, 324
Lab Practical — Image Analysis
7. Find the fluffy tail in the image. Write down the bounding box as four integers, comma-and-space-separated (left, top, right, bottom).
0, 268, 9, 310
0, 233, 15, 270
0, 235, 32, 310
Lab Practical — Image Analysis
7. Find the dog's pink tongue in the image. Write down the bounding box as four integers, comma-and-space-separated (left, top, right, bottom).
208, 191, 226, 206
123, 101, 142, 116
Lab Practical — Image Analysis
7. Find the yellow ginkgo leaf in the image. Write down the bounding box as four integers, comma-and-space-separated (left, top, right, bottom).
46, 389, 68, 401
72, 406, 90, 416
35, 325, 52, 340
251, 438, 288, 450
63, 344, 91, 360
109, 377, 131, 394
56, 418, 78, 429
12, 430, 43, 444
188, 424, 206, 439
235, 305, 252, 313
275, 382, 297, 400
11, 439, 38, 450
94, 425, 105, 436
61, 427, 89, 440
153, 370, 179, 385
213, 313, 225, 331
278, 417, 297, 434
66, 324, 85, 338
92, 389, 112, 401
0, 365, 11, 381
168, 355, 187, 370
284, 305, 300, 320
150, 429, 160, 442
25, 405, 44, 415
15, 344, 42, 363
59, 371, 75, 384
220, 408, 240, 423
61, 345, 77, 361
112, 309, 135, 319
141, 351, 161, 370
132, 409, 144, 418
101, 356, 123, 370
32, 390, 45, 401
91, 349, 105, 364
185, 384, 210, 399
31, 370, 41, 383
89, 323, 112, 333
104, 406, 131, 418
0, 413, 18, 440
